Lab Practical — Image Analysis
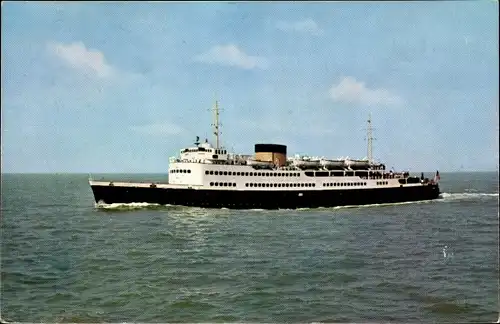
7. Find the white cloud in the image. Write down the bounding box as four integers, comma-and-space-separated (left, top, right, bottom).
47, 41, 114, 78
194, 44, 268, 70
276, 19, 324, 36
329, 77, 404, 106
131, 122, 185, 136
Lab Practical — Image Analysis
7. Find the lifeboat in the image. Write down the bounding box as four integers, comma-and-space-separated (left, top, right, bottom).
246, 158, 274, 169
320, 159, 346, 170
345, 159, 370, 169
292, 156, 321, 169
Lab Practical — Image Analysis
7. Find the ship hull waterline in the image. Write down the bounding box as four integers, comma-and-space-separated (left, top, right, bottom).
90, 184, 440, 210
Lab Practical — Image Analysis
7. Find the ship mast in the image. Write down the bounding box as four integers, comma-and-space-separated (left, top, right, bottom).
367, 113, 374, 163
212, 100, 221, 149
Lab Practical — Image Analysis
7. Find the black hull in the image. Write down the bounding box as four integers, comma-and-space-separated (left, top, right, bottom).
90, 184, 440, 210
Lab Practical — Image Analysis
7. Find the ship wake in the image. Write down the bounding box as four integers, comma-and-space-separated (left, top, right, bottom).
439, 192, 499, 201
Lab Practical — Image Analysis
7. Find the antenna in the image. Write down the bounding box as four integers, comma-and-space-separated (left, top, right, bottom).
366, 112, 376, 163
210, 99, 223, 149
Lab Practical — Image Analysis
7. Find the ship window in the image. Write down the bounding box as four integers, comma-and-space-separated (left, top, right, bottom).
292, 183, 296, 187
300, 183, 304, 187
214, 171, 219, 175
209, 171, 213, 175
236, 172, 240, 176
312, 183, 315, 187
188, 170, 191, 173
210, 182, 214, 186
233, 183, 236, 187
222, 171, 227, 176
273, 183, 277, 187
249, 183, 253, 187
284, 183, 288, 187
215, 182, 219, 186
315, 171, 329, 177
245, 183, 248, 187
212, 155, 218, 159
245, 172, 249, 176
265, 173, 269, 176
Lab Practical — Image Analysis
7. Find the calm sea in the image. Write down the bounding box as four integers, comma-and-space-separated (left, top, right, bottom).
1, 172, 498, 323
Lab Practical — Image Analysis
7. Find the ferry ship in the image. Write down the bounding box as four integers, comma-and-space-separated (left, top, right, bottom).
89, 101, 441, 209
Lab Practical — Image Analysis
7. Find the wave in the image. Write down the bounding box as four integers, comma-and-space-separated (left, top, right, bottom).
95, 202, 162, 210
439, 192, 499, 201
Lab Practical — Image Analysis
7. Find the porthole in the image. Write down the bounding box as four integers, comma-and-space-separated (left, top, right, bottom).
250, 183, 253, 187
210, 182, 214, 186
224, 171, 228, 176
215, 182, 219, 186
300, 183, 304, 187
245, 183, 248, 187
273, 183, 277, 187
236, 172, 240, 176
312, 183, 316, 187
215, 171, 219, 175
209, 171, 214, 175
245, 172, 249, 176
228, 172, 232, 176
233, 183, 236, 187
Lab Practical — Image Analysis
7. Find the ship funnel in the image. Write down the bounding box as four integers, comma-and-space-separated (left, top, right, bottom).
254, 144, 287, 167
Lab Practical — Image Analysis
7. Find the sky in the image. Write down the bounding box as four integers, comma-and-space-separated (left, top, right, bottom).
1, 1, 498, 173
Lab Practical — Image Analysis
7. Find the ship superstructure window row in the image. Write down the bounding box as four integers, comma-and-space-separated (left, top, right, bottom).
244, 183, 315, 188
210, 182, 236, 187
171, 169, 191, 173
323, 182, 367, 187
377, 181, 389, 185
205, 171, 300, 177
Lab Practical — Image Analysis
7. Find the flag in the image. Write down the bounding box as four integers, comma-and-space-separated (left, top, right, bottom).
435, 170, 440, 181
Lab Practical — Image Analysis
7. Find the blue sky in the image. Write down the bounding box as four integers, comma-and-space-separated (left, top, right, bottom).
2, 1, 498, 173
